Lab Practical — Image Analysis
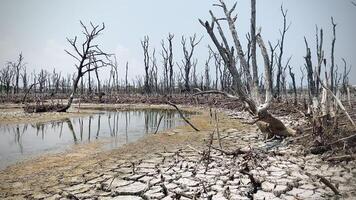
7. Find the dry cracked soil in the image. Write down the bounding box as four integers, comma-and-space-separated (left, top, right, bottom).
0, 104, 355, 200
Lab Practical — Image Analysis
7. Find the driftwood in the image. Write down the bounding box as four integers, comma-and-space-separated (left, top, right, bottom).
166, 101, 200, 131
306, 172, 340, 195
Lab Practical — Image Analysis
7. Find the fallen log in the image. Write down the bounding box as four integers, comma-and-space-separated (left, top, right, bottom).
166, 101, 200, 131
326, 154, 355, 162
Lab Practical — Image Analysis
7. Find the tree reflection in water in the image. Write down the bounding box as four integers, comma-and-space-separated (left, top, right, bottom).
0, 109, 188, 169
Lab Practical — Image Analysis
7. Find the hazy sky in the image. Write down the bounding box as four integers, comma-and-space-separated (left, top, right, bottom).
0, 0, 355, 84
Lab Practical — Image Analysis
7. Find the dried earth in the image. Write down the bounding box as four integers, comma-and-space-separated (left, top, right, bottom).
0, 104, 355, 200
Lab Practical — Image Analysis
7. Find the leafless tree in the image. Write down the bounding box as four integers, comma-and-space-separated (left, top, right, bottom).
304, 37, 316, 103
341, 58, 351, 94
161, 34, 175, 93
276, 5, 291, 100
199, 0, 295, 137
21, 66, 28, 91
315, 26, 324, 97
124, 61, 129, 92
8, 53, 25, 94
141, 36, 151, 94
0, 64, 14, 95
110, 55, 119, 92
288, 65, 297, 105
250, 0, 259, 96
268, 41, 279, 95
179, 34, 202, 92
330, 17, 337, 93
61, 21, 110, 112
204, 50, 213, 89
150, 49, 158, 93
300, 66, 305, 98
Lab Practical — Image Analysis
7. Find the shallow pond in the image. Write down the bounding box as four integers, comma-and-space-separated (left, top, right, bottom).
0, 109, 187, 169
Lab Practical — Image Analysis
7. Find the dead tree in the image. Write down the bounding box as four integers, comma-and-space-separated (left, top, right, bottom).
315, 26, 324, 96
141, 36, 151, 94
276, 5, 290, 101
300, 66, 306, 98
161, 40, 169, 92
8, 53, 24, 94
161, 34, 175, 93
304, 38, 316, 103
125, 62, 129, 92
250, 0, 259, 98
199, 0, 295, 137
268, 41, 279, 95
111, 55, 120, 92
204, 50, 213, 90
289, 66, 297, 105
167, 34, 174, 92
180, 34, 202, 92
0, 64, 14, 95
60, 21, 110, 112
150, 49, 158, 93
21, 66, 28, 91
330, 17, 337, 94
341, 58, 351, 95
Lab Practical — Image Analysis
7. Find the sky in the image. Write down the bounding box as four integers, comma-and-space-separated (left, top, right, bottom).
0, 0, 355, 85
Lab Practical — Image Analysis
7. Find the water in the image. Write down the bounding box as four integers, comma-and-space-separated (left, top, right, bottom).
0, 109, 187, 169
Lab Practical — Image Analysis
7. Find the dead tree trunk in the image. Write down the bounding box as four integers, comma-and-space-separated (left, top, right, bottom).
141, 36, 151, 94
315, 26, 324, 96
125, 62, 129, 93
304, 38, 316, 103
276, 6, 290, 101
250, 0, 259, 101
330, 17, 337, 94
289, 66, 297, 105
168, 34, 174, 93
180, 34, 202, 92
8, 53, 24, 94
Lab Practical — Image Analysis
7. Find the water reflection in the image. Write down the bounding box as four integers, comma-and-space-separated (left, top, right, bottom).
0, 109, 186, 169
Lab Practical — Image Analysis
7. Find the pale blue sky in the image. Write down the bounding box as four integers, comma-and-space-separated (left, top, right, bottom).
0, 0, 355, 84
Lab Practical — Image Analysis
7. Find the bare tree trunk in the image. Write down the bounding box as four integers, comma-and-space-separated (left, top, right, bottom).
276, 6, 290, 101
168, 34, 174, 94
125, 62, 129, 93
304, 38, 316, 103
180, 34, 202, 92
141, 36, 151, 94
315, 26, 324, 96
250, 0, 259, 101
330, 17, 337, 94
289, 66, 297, 105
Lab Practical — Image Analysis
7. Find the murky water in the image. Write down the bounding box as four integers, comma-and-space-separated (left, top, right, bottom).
0, 109, 187, 169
